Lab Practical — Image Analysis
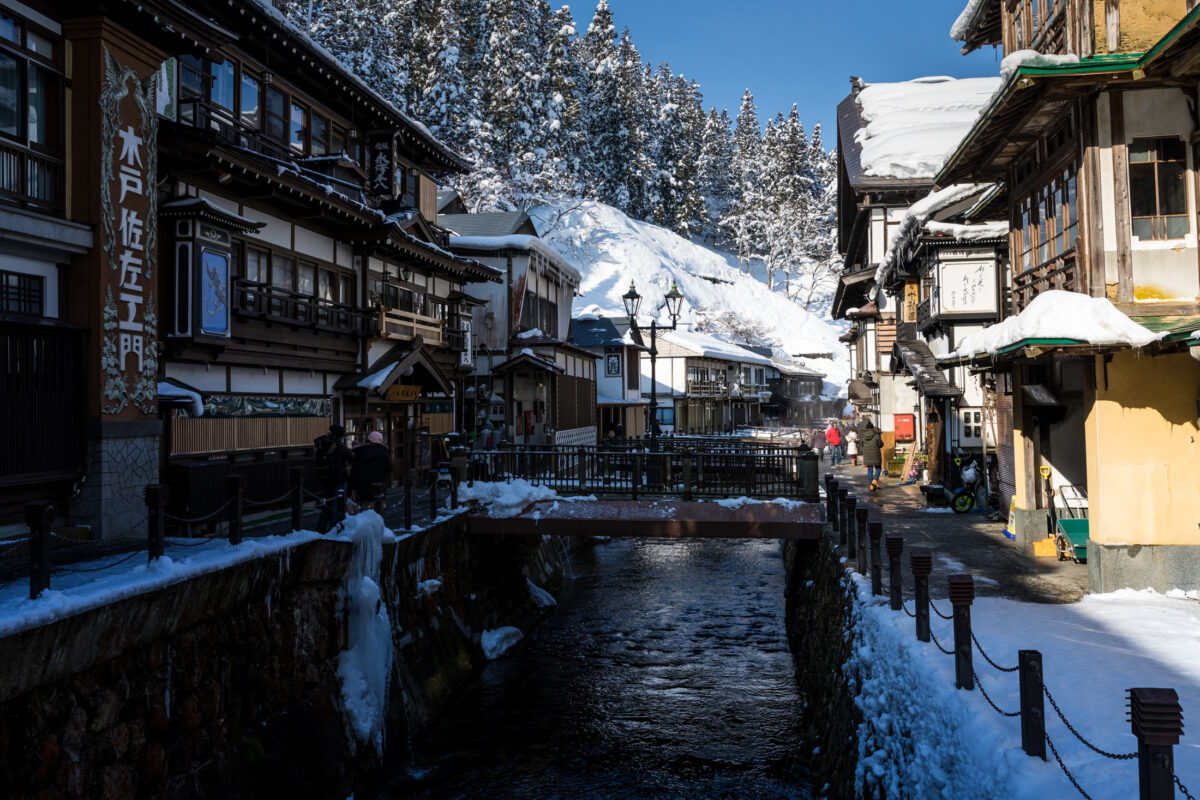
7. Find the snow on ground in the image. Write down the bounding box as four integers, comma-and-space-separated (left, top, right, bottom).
459, 478, 561, 517
950, 290, 1162, 359
849, 575, 1200, 798
854, 76, 1003, 180
526, 578, 557, 608
530, 200, 850, 396
481, 626, 524, 660
713, 496, 810, 511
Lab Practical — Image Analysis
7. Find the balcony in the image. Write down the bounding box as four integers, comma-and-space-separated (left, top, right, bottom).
0, 140, 64, 214
234, 280, 374, 335
916, 296, 932, 331
1012, 253, 1079, 313
687, 379, 728, 396
378, 307, 444, 347
178, 97, 295, 163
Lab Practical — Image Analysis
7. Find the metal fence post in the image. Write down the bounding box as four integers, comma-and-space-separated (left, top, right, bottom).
404, 470, 414, 531
632, 452, 641, 501
1019, 650, 1046, 760
145, 484, 168, 563
869, 520, 883, 596
226, 474, 244, 546
335, 488, 347, 527
744, 455, 754, 496
373, 482, 386, 515
683, 452, 694, 501
26, 500, 51, 600
948, 574, 975, 690
290, 467, 304, 532
856, 507, 869, 574
837, 487, 849, 546
910, 549, 932, 642
886, 533, 904, 611
844, 496, 858, 559
1129, 687, 1184, 800
577, 446, 587, 490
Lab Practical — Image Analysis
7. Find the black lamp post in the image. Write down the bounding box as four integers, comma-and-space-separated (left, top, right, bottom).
624, 280, 684, 450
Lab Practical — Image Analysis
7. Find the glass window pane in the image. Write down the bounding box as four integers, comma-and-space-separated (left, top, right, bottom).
297, 263, 315, 295
1165, 215, 1189, 239
331, 127, 344, 155
311, 113, 327, 156
1129, 163, 1158, 218
341, 275, 355, 305
265, 87, 285, 141
271, 255, 294, 290
1157, 160, 1187, 216
0, 14, 18, 44
28, 65, 55, 147
318, 269, 333, 301
290, 102, 307, 152
1131, 217, 1155, 240
0, 52, 19, 138
210, 59, 234, 110
239, 73, 259, 128
26, 29, 52, 59
1128, 139, 1152, 163
180, 55, 203, 97
1160, 137, 1186, 162
246, 249, 266, 282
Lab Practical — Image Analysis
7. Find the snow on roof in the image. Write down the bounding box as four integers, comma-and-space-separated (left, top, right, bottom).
950, 0, 988, 42
923, 221, 1008, 240
1000, 50, 1080, 82
448, 234, 583, 283
660, 327, 774, 366
157, 382, 204, 417
357, 361, 396, 390
875, 183, 993, 287
949, 290, 1163, 359
515, 328, 545, 339
855, 76, 1003, 179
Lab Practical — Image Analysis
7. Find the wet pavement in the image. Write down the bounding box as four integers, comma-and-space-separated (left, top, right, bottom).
825, 460, 1089, 603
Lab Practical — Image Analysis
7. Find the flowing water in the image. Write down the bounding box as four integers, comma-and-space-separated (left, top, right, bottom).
381, 537, 812, 799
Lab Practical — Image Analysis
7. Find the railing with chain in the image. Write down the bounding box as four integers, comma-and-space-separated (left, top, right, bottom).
822, 473, 1190, 800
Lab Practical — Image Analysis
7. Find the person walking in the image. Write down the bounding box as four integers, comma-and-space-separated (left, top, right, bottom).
846, 429, 859, 466
859, 419, 884, 491
812, 426, 827, 462
314, 424, 352, 533
350, 430, 393, 510
824, 422, 842, 466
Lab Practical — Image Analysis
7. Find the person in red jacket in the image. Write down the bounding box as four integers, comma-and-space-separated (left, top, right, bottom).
824, 422, 842, 466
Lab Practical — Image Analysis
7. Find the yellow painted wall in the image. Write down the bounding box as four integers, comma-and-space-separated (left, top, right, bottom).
1086, 350, 1200, 545
1092, 0, 1187, 54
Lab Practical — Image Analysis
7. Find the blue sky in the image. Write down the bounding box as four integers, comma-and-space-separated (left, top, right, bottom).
602, 0, 1001, 135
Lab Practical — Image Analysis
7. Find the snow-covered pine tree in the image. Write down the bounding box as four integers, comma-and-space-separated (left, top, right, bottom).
525, 3, 587, 202
579, 0, 621, 203
611, 28, 653, 217
724, 88, 766, 275
411, 0, 473, 151
696, 108, 734, 244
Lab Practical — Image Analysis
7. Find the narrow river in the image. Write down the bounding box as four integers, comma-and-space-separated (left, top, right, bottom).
383, 537, 812, 799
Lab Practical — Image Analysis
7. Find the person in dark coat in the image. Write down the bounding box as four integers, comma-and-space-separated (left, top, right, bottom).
314, 424, 352, 532
351, 430, 393, 507
859, 419, 884, 491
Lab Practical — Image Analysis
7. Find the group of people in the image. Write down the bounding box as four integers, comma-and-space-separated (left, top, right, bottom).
312, 424, 394, 532
812, 419, 884, 492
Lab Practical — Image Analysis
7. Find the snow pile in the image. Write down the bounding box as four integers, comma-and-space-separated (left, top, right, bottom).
854, 77, 1003, 179
712, 496, 809, 510
923, 220, 1008, 240
481, 626, 524, 659
334, 511, 393, 757
949, 290, 1162, 359
874, 183, 992, 287
531, 200, 849, 396
949, 0, 988, 41
459, 478, 560, 517
660, 326, 773, 365
848, 577, 1200, 798
515, 328, 546, 339
526, 578, 557, 608
157, 382, 204, 417
1001, 50, 1081, 82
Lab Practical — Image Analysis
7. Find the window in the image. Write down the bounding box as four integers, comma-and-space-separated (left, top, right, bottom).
210, 58, 235, 112
0, 51, 18, 138
265, 87, 285, 142
1129, 137, 1188, 240
331, 126, 345, 156
311, 113, 328, 156
290, 102, 307, 154
654, 406, 675, 426
0, 269, 43, 314
245, 248, 267, 283
341, 274, 356, 305
1013, 164, 1078, 271
0, 15, 62, 151
271, 255, 294, 290
240, 72, 260, 130
179, 54, 203, 125
28, 64, 56, 147
319, 268, 335, 301
297, 262, 315, 296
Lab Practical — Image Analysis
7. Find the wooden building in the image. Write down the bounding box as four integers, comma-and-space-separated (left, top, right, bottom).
568, 316, 648, 441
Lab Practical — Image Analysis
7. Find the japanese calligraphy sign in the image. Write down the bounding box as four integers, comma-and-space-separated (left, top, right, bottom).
99, 46, 159, 415
366, 129, 397, 196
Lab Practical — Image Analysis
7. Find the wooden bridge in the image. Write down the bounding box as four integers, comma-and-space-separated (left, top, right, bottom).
466, 500, 825, 539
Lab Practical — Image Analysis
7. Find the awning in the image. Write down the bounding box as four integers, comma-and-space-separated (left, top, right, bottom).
893, 340, 963, 398
833, 268, 877, 319
335, 340, 454, 397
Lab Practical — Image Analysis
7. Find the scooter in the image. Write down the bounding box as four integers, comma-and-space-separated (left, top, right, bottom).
950, 455, 1001, 515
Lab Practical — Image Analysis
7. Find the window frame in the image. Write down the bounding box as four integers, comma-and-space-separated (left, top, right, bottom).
1128, 136, 1190, 242
0, 268, 44, 315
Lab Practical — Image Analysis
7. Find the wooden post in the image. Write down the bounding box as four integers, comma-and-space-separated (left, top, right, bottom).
631, 452, 641, 501
26, 501, 52, 600
226, 474, 244, 546
949, 574, 975, 690
683, 452, 694, 501
289, 466, 304, 532
1105, 0, 1120, 53
844, 496, 858, 559
911, 550, 932, 643
1019, 650, 1047, 760
144, 484, 168, 563
837, 487, 849, 546
404, 469, 414, 531
335, 488, 347, 527
429, 473, 438, 518
373, 482, 386, 515
1128, 687, 1184, 800
886, 533, 904, 611
577, 446, 587, 491
869, 520, 883, 596
856, 506, 870, 574
825, 474, 835, 529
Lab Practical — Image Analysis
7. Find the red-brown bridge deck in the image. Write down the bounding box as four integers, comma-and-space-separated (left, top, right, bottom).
466, 500, 824, 539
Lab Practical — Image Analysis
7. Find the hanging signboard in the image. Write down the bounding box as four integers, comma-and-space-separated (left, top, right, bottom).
385, 384, 421, 402
366, 130, 397, 196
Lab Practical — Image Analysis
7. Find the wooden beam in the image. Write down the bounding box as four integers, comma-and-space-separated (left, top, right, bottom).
1109, 90, 1134, 303
1106, 0, 1120, 53
1082, 99, 1107, 297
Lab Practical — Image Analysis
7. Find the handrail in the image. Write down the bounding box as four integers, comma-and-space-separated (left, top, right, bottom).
379, 307, 444, 346
0, 139, 65, 213
233, 279, 374, 335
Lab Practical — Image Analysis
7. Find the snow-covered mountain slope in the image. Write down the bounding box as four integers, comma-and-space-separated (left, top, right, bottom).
530, 200, 849, 396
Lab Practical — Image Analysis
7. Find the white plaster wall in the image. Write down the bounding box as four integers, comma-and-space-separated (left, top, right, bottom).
228, 366, 280, 394
282, 370, 326, 395
240, 208, 291, 249
294, 227, 336, 264
165, 362, 227, 392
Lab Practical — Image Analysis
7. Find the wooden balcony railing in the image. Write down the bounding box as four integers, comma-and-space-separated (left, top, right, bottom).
916, 296, 933, 330
1012, 252, 1079, 313
0, 140, 64, 213
443, 327, 466, 352
687, 379, 729, 396
178, 97, 297, 163
234, 280, 374, 335
379, 307, 444, 346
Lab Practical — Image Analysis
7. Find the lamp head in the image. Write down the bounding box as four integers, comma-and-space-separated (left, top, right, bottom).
664, 281, 683, 322
622, 281, 642, 319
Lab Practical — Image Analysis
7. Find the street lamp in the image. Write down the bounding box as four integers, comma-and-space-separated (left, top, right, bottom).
624, 280, 684, 449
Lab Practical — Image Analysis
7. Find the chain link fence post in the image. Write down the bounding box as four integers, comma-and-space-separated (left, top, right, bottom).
869, 520, 883, 596
948, 574, 975, 690
886, 533, 904, 611
290, 467, 304, 532
1019, 650, 1047, 760
226, 474, 244, 546
1129, 687, 1184, 800
911, 549, 932, 643
26, 500, 52, 600
144, 484, 168, 563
